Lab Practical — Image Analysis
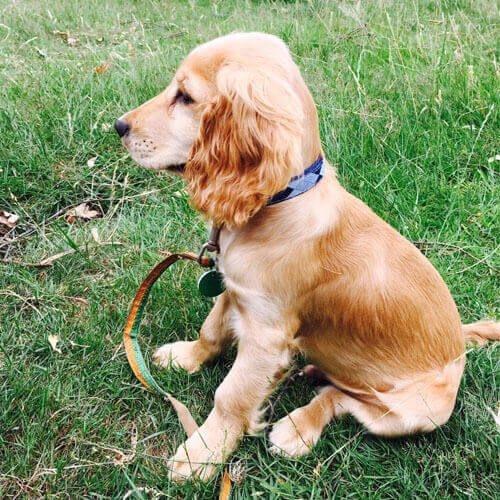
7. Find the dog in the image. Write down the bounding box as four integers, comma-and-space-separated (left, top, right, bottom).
115, 32, 499, 481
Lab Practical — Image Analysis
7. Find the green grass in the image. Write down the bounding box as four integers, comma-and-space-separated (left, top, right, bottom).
0, 0, 498, 497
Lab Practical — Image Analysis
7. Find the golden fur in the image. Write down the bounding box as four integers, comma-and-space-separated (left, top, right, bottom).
117, 32, 499, 481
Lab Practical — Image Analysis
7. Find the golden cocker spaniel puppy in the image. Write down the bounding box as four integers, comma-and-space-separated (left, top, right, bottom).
116, 32, 499, 481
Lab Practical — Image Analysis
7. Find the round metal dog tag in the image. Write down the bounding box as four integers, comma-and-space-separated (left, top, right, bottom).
198, 270, 225, 297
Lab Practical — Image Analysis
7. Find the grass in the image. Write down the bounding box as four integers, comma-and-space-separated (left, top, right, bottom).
0, 0, 498, 497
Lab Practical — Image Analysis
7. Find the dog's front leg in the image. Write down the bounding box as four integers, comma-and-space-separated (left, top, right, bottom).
167, 313, 292, 482
154, 292, 232, 373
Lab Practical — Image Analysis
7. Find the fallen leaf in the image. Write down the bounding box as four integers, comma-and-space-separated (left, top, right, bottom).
65, 202, 101, 222
48, 334, 62, 354
74, 203, 100, 219
229, 459, 246, 484
53, 30, 79, 47
94, 61, 112, 74
86, 156, 97, 167
67, 36, 79, 47
313, 461, 322, 477
37, 249, 76, 267
0, 210, 19, 228
53, 30, 70, 40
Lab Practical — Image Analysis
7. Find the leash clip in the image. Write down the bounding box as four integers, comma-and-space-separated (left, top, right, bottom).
197, 243, 215, 267
197, 225, 221, 267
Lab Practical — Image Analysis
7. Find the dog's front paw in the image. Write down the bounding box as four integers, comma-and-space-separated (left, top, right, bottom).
153, 340, 203, 373
268, 409, 320, 458
167, 431, 223, 482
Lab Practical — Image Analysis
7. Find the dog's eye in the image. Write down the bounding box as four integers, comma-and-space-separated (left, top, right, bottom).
174, 90, 194, 105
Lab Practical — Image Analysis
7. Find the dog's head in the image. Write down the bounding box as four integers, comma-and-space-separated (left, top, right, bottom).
116, 32, 320, 228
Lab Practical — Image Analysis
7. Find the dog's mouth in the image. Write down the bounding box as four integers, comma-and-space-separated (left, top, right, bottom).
167, 164, 186, 175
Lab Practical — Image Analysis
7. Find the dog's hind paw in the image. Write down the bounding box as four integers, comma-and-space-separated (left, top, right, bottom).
268, 409, 320, 458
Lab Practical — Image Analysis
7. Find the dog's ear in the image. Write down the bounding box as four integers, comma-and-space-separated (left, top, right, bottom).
185, 63, 304, 228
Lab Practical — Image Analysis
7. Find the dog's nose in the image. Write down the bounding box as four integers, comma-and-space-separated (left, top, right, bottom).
114, 119, 130, 138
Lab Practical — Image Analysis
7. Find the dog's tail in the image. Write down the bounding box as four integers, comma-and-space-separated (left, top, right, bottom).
462, 320, 500, 347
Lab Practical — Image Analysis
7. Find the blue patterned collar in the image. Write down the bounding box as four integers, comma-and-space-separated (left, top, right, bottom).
267, 156, 325, 206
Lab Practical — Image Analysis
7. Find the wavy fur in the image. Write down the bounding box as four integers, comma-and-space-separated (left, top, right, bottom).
185, 64, 304, 228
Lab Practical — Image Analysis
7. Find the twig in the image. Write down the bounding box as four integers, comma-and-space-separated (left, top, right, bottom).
452, 245, 499, 275
0, 290, 43, 317
465, 103, 495, 169
413, 240, 499, 273
1, 241, 122, 267
0, 206, 67, 250
0, 189, 169, 251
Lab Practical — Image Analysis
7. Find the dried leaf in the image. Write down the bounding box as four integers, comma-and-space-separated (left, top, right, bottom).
0, 210, 19, 229
65, 203, 100, 221
53, 30, 70, 40
94, 61, 112, 74
86, 156, 97, 167
48, 334, 62, 354
313, 461, 322, 476
229, 459, 246, 484
37, 248, 76, 267
53, 30, 79, 46
67, 36, 79, 47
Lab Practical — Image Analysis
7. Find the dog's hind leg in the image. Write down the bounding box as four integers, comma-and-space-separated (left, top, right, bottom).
269, 361, 463, 457
268, 384, 415, 457
153, 292, 232, 373
269, 384, 339, 457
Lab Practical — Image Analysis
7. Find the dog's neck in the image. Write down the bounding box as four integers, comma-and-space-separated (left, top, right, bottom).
267, 156, 325, 206
210, 154, 325, 243
212, 158, 340, 265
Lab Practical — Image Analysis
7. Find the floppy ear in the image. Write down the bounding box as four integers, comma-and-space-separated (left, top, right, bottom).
185, 64, 304, 228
